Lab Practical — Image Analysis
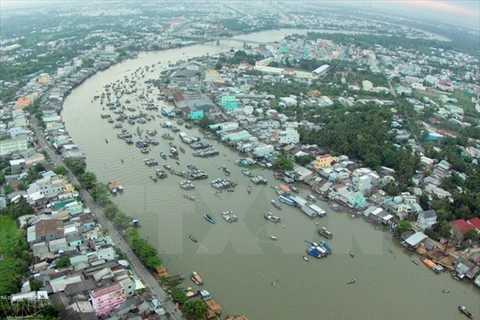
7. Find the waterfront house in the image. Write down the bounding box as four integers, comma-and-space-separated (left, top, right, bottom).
401, 232, 428, 250
89, 282, 126, 316
417, 210, 437, 230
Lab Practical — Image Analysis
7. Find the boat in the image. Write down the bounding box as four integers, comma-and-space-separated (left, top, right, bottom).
411, 258, 419, 265
189, 235, 197, 243
179, 146, 185, 153
458, 306, 473, 319
112, 181, 124, 192
270, 235, 277, 241
264, 212, 281, 223
319, 241, 331, 252
242, 169, 253, 177
183, 195, 195, 201
290, 186, 299, 193
190, 271, 203, 285
349, 251, 354, 258
318, 227, 333, 239
203, 214, 215, 224
105, 138, 108, 144
347, 279, 356, 284
107, 182, 117, 194
247, 185, 252, 194
159, 152, 167, 159
150, 175, 158, 182
278, 195, 296, 206
270, 200, 282, 210
442, 289, 450, 293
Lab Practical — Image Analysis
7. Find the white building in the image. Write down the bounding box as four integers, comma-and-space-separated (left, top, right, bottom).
312, 64, 330, 76
417, 210, 437, 230
277, 128, 300, 145
0, 134, 29, 156
253, 144, 274, 157
257, 120, 280, 129
362, 80, 373, 91
27, 173, 67, 200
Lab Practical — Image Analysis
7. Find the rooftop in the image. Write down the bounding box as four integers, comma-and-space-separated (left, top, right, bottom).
450, 219, 474, 234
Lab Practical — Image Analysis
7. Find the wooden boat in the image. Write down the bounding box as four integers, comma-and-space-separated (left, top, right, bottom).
318, 227, 333, 239
442, 289, 450, 293
203, 214, 215, 224
349, 251, 354, 258
270, 235, 277, 241
303, 256, 309, 262
150, 175, 158, 182
190, 271, 203, 285
411, 258, 419, 265
458, 306, 473, 319
189, 235, 197, 242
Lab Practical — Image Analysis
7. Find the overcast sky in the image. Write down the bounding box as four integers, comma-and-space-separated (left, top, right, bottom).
1, 0, 479, 29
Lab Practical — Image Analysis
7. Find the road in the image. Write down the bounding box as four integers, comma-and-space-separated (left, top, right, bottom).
31, 118, 183, 319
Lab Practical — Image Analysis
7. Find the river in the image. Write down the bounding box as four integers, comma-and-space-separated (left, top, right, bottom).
62, 29, 478, 320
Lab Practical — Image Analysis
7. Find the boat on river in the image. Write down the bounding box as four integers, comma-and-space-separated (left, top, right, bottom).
279, 195, 296, 206
264, 212, 281, 223
458, 306, 473, 319
270, 235, 277, 241
160, 152, 167, 159
191, 271, 203, 285
318, 227, 333, 239
112, 181, 124, 192
349, 251, 354, 258
242, 169, 253, 177
303, 256, 309, 262
270, 200, 282, 210
203, 214, 215, 224
411, 258, 419, 265
189, 235, 197, 243
150, 175, 158, 182
183, 195, 195, 201
107, 182, 117, 194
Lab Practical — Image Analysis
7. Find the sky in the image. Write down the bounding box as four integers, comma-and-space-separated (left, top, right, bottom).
1, 0, 479, 29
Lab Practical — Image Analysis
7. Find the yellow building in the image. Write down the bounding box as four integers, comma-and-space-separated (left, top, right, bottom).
314, 154, 332, 170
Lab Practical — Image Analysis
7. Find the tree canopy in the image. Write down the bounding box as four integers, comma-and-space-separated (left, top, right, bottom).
274, 156, 294, 171
182, 300, 208, 320
125, 227, 162, 269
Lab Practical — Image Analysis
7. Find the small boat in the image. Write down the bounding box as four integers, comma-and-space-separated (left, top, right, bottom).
121, 159, 124, 164
411, 258, 419, 265
247, 186, 252, 194
183, 195, 195, 201
159, 152, 167, 159
458, 306, 473, 319
179, 146, 185, 153
150, 175, 158, 182
442, 289, 450, 293
105, 138, 108, 144
203, 214, 215, 224
349, 251, 354, 258
271, 200, 282, 210
303, 256, 309, 262
191, 271, 203, 285
189, 235, 197, 242
176, 161, 180, 165
270, 235, 277, 241
347, 279, 356, 284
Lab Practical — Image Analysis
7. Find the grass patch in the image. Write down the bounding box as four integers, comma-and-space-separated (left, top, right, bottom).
0, 216, 29, 296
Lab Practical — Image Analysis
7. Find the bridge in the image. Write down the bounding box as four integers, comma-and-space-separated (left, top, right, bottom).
180, 35, 270, 46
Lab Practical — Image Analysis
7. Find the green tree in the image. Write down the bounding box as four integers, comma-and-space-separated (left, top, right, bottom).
3, 184, 14, 195
56, 256, 71, 268
17, 181, 28, 191
170, 287, 187, 304
182, 300, 208, 320
80, 172, 97, 188
463, 229, 478, 241
396, 220, 412, 233
53, 166, 68, 175
113, 211, 131, 229
434, 221, 452, 239
294, 154, 314, 167
29, 279, 42, 291
274, 157, 294, 171
103, 203, 119, 220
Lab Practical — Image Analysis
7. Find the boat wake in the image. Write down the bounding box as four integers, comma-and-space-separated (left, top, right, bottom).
198, 244, 210, 253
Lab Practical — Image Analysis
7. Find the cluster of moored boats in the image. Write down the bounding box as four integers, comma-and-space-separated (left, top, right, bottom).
211, 178, 237, 190
180, 180, 195, 190
306, 240, 332, 259
144, 158, 158, 166
250, 175, 268, 184
222, 211, 238, 223
193, 147, 219, 157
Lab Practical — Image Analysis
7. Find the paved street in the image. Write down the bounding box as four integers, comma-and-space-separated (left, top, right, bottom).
31, 119, 183, 319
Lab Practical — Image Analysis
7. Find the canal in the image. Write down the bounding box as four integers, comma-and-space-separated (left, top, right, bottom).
62, 29, 479, 320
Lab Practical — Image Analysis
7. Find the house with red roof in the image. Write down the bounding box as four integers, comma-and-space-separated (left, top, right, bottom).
450, 219, 474, 234
467, 217, 480, 231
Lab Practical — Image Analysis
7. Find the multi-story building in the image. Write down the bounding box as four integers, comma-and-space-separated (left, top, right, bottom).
0, 134, 29, 156
90, 282, 126, 316
277, 128, 300, 145
313, 154, 332, 170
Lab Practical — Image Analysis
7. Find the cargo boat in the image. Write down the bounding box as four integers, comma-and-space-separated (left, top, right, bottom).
458, 306, 473, 319
279, 195, 296, 206
271, 200, 282, 210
